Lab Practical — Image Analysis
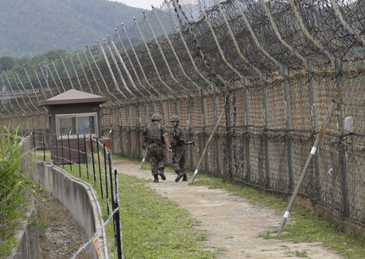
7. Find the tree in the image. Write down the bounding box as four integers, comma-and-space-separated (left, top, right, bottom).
0, 56, 15, 72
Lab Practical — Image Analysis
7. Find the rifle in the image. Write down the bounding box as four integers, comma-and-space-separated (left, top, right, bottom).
172, 130, 194, 146
144, 135, 166, 147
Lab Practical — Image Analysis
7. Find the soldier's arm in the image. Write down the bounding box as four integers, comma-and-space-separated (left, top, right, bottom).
163, 134, 172, 152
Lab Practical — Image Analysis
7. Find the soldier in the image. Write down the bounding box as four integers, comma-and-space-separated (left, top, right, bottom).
141, 113, 171, 183
170, 115, 188, 182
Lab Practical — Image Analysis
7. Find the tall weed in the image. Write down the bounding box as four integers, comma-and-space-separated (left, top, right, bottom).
0, 126, 33, 257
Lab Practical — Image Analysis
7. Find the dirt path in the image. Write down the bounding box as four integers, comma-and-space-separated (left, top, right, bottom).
114, 159, 342, 259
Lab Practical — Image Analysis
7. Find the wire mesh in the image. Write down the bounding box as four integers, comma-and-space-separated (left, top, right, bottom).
2, 0, 365, 228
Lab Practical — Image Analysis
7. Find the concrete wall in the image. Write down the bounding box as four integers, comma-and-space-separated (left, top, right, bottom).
13, 136, 105, 258
33, 162, 105, 259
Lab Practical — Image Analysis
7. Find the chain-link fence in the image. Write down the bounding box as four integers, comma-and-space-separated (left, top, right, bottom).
1, 0, 365, 230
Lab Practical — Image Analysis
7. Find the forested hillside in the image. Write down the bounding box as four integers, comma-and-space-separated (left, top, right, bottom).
0, 0, 144, 57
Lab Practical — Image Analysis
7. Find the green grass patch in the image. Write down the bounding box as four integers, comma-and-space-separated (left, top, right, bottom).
64, 159, 218, 258
260, 208, 365, 259
119, 174, 217, 258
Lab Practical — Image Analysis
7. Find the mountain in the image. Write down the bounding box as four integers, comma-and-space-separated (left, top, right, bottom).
0, 0, 144, 57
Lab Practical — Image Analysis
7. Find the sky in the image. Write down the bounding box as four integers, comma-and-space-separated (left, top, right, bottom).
113, 0, 165, 10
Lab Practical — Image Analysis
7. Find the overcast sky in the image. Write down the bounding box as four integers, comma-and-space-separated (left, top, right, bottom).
113, 0, 165, 10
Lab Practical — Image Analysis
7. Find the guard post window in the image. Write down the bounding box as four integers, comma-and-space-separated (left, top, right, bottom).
56, 113, 97, 137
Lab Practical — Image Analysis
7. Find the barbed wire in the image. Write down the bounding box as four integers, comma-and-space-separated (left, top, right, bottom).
3, 0, 365, 231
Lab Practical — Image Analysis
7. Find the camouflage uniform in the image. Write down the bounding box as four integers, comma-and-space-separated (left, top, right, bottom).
171, 125, 187, 173
170, 115, 187, 182
142, 114, 168, 182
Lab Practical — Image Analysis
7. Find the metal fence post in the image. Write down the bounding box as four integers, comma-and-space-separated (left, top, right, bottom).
43, 130, 46, 161
60, 134, 64, 167
335, 58, 349, 218
119, 118, 124, 156
188, 92, 194, 170
244, 78, 251, 181
284, 68, 294, 191
128, 105, 132, 155
309, 65, 322, 200
104, 144, 110, 215
96, 138, 104, 199
136, 101, 141, 158
67, 133, 72, 170
214, 88, 222, 175
84, 135, 89, 180
201, 89, 209, 172
225, 87, 234, 180
262, 76, 270, 188
90, 135, 96, 182
77, 134, 81, 177
114, 169, 123, 259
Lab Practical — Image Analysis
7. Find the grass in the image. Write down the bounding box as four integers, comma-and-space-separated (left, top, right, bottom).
62, 155, 218, 259
119, 174, 217, 259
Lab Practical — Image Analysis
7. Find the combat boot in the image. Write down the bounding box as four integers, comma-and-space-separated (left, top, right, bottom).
159, 168, 166, 181
175, 169, 184, 182
182, 173, 188, 181
153, 175, 159, 183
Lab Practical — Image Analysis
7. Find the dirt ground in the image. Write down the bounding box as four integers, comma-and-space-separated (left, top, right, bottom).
114, 159, 343, 259
36, 192, 89, 259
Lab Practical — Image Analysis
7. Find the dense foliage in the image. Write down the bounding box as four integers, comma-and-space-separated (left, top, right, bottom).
0, 127, 34, 257
0, 49, 69, 77
0, 0, 144, 57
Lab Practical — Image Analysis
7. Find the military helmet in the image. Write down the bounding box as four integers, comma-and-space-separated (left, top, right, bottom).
152, 113, 162, 121
170, 115, 180, 122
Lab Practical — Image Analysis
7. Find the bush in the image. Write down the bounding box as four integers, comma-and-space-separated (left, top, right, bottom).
0, 126, 34, 257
